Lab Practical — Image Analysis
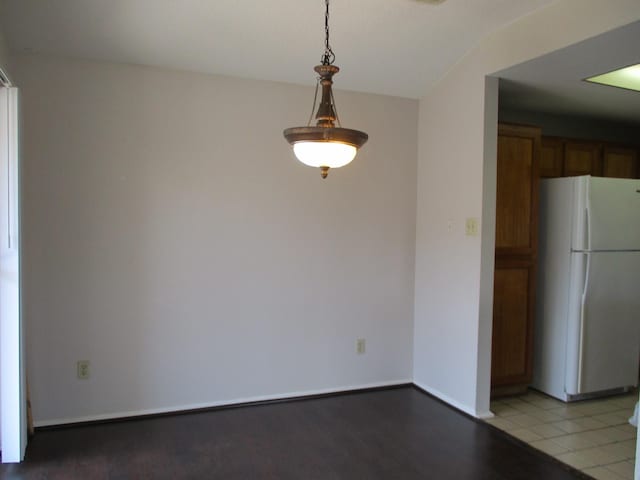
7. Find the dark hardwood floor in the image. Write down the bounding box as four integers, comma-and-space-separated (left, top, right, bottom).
1, 387, 590, 479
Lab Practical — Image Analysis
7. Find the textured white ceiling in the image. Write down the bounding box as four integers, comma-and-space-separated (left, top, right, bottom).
0, 0, 555, 98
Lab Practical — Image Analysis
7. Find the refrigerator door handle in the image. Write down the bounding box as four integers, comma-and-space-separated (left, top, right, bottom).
585, 204, 591, 251
577, 253, 590, 392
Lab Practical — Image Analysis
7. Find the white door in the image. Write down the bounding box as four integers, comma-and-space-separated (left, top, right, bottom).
0, 86, 26, 462
577, 251, 640, 394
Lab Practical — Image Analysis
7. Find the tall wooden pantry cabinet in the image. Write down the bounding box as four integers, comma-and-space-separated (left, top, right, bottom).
491, 124, 541, 396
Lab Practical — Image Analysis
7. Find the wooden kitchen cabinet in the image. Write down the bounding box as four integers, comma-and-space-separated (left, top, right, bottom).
539, 137, 564, 178
494, 124, 540, 258
492, 260, 536, 387
564, 141, 602, 177
492, 124, 540, 394
602, 146, 638, 179
539, 136, 639, 180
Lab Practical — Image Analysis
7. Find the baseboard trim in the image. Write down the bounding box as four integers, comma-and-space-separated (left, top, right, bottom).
36, 380, 496, 430
412, 381, 480, 419
35, 379, 413, 430
476, 410, 495, 420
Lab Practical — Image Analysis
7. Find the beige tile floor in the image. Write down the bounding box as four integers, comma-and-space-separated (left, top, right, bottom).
485, 390, 638, 480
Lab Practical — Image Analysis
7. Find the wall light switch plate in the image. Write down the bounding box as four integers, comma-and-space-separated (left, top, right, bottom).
465, 218, 479, 236
356, 338, 366, 354
77, 360, 90, 380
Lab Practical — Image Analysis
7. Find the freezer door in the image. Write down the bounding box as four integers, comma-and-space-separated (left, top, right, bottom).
587, 177, 640, 251
570, 252, 640, 395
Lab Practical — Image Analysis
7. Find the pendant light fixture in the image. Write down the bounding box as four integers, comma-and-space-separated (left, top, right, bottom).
283, 0, 368, 179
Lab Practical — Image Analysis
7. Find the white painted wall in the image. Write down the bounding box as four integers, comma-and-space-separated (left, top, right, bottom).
15, 54, 418, 425
414, 0, 640, 417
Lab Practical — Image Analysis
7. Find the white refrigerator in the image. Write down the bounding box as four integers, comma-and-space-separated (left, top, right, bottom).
533, 175, 640, 402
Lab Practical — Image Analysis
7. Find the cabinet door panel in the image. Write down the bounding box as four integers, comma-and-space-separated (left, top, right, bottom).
540, 137, 564, 178
492, 124, 540, 392
602, 146, 638, 179
495, 127, 539, 255
491, 263, 535, 385
564, 141, 602, 176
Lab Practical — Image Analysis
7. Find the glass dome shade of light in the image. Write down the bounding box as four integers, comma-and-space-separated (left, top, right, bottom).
293, 141, 356, 169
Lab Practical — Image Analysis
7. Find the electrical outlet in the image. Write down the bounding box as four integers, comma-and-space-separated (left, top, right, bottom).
77, 360, 90, 380
465, 217, 479, 236
356, 338, 366, 354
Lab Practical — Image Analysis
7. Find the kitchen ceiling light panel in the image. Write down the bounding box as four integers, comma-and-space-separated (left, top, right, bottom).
585, 63, 640, 92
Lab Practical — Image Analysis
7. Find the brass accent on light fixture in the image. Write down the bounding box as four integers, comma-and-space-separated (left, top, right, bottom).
283, 0, 368, 179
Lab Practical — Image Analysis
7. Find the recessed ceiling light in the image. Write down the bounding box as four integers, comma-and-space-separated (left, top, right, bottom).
584, 63, 640, 93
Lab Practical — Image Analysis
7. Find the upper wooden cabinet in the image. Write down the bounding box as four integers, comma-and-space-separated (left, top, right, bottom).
602, 146, 638, 179
539, 136, 639, 179
540, 137, 564, 178
564, 141, 602, 177
495, 124, 540, 255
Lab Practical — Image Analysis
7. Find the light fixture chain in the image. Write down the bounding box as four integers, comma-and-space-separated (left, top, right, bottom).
321, 0, 335, 65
